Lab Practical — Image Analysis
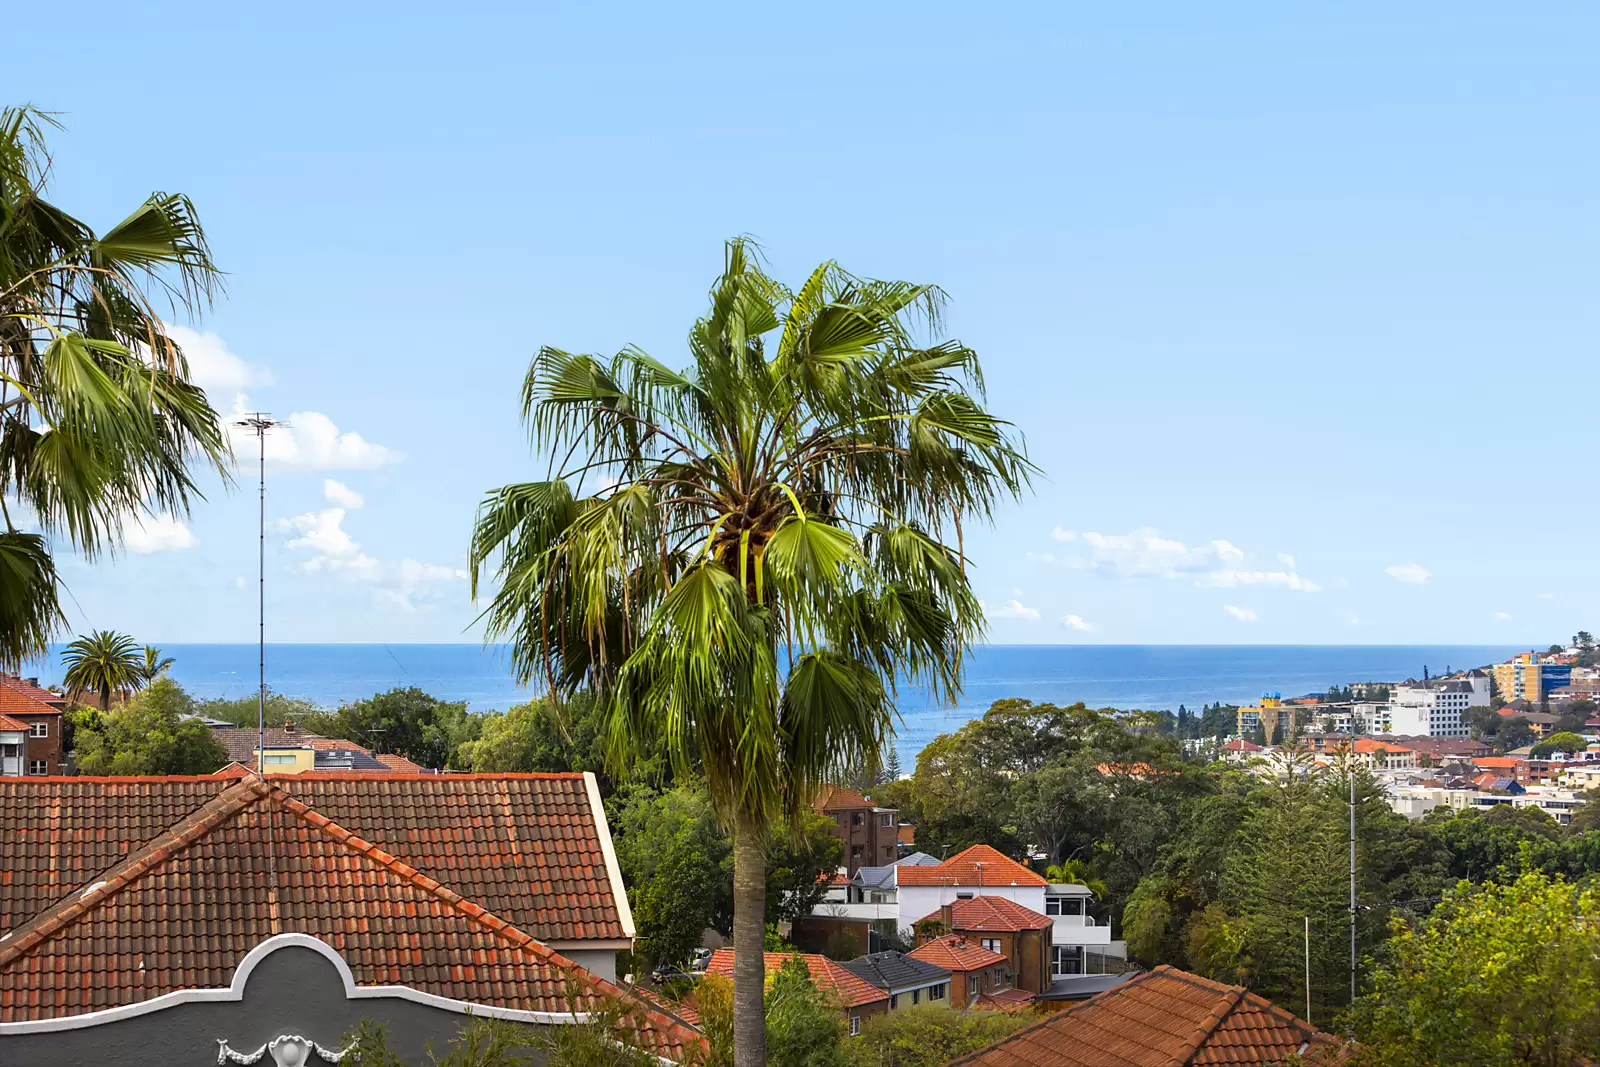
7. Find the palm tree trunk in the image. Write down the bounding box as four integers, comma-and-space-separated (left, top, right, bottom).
732, 806, 767, 1067
100, 681, 110, 712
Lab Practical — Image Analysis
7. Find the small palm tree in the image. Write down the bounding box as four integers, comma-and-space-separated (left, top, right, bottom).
1044, 858, 1109, 900
141, 645, 174, 684
0, 106, 231, 668
61, 630, 143, 710
470, 240, 1031, 1067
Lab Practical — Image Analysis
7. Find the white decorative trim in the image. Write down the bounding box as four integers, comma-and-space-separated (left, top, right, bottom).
0, 933, 595, 1035
585, 770, 635, 938
217, 1034, 354, 1064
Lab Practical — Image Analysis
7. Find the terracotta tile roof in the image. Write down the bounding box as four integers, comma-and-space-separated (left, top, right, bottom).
0, 713, 30, 731
1474, 756, 1519, 770
976, 987, 1037, 1012
814, 784, 873, 810
0, 778, 700, 1060
375, 752, 425, 772
0, 677, 62, 718
1354, 739, 1412, 755
895, 844, 1047, 888
706, 951, 889, 1009
626, 983, 703, 1028
209, 726, 333, 763
947, 965, 1342, 1066
917, 896, 1053, 933
908, 935, 1008, 973
0, 772, 629, 943
1222, 739, 1261, 752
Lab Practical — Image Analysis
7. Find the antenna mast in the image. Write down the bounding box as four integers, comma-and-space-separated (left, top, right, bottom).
234, 414, 283, 775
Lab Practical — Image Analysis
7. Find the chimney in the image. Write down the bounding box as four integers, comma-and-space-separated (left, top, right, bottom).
284, 720, 296, 734
940, 902, 954, 931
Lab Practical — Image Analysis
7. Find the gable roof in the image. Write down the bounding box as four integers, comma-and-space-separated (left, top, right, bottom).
895, 844, 1046, 888
0, 773, 631, 944
947, 965, 1341, 1066
0, 713, 30, 731
0, 675, 62, 718
705, 951, 889, 1009
814, 784, 873, 810
908, 934, 1008, 973
918, 896, 1053, 933
0, 674, 63, 707
840, 950, 952, 992
0, 777, 698, 1059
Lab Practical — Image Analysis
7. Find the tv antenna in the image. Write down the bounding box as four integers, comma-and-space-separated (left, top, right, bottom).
234, 413, 286, 775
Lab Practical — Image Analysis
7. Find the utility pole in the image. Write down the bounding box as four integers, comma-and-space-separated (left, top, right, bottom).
1304, 916, 1312, 1024
1349, 761, 1358, 1014
234, 414, 282, 776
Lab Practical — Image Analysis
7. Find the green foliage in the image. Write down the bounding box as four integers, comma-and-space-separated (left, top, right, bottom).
345, 1005, 661, 1067
0, 106, 231, 666
612, 783, 733, 964
1496, 716, 1536, 753
60, 630, 143, 707
765, 956, 849, 1067
195, 689, 325, 728
1042, 858, 1108, 899
313, 687, 480, 768
764, 811, 845, 927
72, 678, 227, 774
456, 693, 642, 786
1531, 731, 1587, 758
845, 1004, 1028, 1067
1348, 869, 1600, 1066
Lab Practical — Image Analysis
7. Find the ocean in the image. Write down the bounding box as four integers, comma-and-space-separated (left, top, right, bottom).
28, 643, 1526, 759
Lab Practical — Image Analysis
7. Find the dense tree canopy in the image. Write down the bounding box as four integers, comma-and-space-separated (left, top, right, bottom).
72, 678, 227, 775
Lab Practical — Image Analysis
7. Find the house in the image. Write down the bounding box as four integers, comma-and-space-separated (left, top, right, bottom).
207, 723, 419, 773
0, 772, 696, 1066
1219, 737, 1262, 763
797, 845, 1115, 982
946, 965, 1340, 1066
912, 897, 1053, 995
840, 951, 953, 1011
1353, 738, 1417, 770
0, 771, 635, 979
907, 935, 1015, 1009
0, 674, 65, 776
705, 951, 889, 1035
815, 784, 900, 873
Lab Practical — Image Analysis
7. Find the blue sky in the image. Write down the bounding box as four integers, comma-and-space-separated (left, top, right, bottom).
6, 3, 1597, 645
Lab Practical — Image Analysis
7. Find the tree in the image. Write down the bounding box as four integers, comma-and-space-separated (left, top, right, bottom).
72, 678, 227, 774
845, 1005, 1029, 1067
1349, 869, 1600, 1067
882, 745, 902, 783
60, 630, 143, 709
1043, 858, 1108, 899
467, 240, 1030, 1067
139, 645, 174, 684
1531, 731, 1587, 759
612, 784, 733, 968
765, 812, 844, 927
1463, 705, 1499, 741
1496, 716, 1536, 753
0, 107, 230, 666
1575, 631, 1594, 651
457, 693, 611, 778
195, 689, 324, 728
316, 687, 479, 768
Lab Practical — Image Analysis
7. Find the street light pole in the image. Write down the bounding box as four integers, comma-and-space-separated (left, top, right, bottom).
234, 414, 281, 776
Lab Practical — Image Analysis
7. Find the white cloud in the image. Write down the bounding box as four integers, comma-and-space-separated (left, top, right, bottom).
162, 324, 274, 392
279, 508, 359, 558
1061, 614, 1095, 632
120, 513, 197, 554
1024, 551, 1057, 565
1223, 605, 1258, 622
1198, 569, 1322, 592
235, 575, 248, 589
983, 599, 1041, 621
323, 479, 364, 509
1212, 540, 1245, 563
228, 394, 403, 472
1010, 588, 1025, 597
379, 558, 469, 611
1277, 553, 1296, 569
1051, 526, 1076, 542
302, 551, 382, 581
1540, 593, 1555, 601
1495, 611, 1513, 621
1386, 563, 1432, 585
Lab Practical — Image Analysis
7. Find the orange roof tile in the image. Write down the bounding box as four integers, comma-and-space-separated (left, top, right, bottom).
948, 965, 1341, 1066
908, 934, 1009, 973
917, 896, 1053, 933
705, 951, 889, 1009
375, 752, 425, 772
0, 778, 699, 1059
0, 713, 29, 731
976, 987, 1037, 1012
1353, 739, 1413, 754
0, 676, 61, 717
895, 844, 1047, 888
814, 784, 873, 810
0, 772, 629, 943
1474, 757, 1519, 770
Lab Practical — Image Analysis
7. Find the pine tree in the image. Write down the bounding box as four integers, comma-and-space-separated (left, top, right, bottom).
883, 745, 903, 782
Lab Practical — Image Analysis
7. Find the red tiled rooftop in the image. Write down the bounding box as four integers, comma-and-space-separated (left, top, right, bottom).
948, 965, 1341, 1066
976, 987, 1037, 1012
0, 675, 62, 718
895, 844, 1046, 888
0, 777, 699, 1060
705, 950, 889, 1009
0, 772, 629, 943
917, 895, 1053, 933
0, 674, 62, 704
375, 752, 425, 772
814, 784, 873, 811
908, 934, 1008, 973
0, 713, 30, 731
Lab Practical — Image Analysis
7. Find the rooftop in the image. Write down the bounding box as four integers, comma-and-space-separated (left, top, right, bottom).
918, 895, 1053, 933
895, 844, 1046, 888
814, 784, 875, 811
947, 965, 1341, 1066
840, 950, 952, 992
908, 934, 1009, 973
705, 951, 888, 1009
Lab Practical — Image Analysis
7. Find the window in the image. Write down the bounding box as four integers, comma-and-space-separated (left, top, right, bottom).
889, 994, 898, 1009
849, 1016, 861, 1037
851, 845, 864, 859
879, 813, 892, 827
1052, 945, 1084, 976
981, 938, 1001, 953
263, 754, 298, 765
968, 976, 979, 998
28, 722, 47, 738
28, 760, 46, 775
852, 812, 864, 827
956, 891, 974, 899
0, 743, 17, 759
930, 983, 945, 1001
883, 846, 894, 859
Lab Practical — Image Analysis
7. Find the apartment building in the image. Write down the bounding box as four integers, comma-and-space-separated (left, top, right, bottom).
1493, 653, 1573, 705
1388, 672, 1490, 737
815, 785, 900, 874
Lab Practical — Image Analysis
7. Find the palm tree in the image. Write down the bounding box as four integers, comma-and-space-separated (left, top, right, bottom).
0, 106, 231, 667
470, 239, 1031, 1067
1044, 858, 1109, 901
61, 630, 143, 710
141, 644, 175, 684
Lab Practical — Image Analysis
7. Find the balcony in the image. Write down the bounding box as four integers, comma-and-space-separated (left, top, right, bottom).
810, 901, 900, 922
1051, 915, 1112, 946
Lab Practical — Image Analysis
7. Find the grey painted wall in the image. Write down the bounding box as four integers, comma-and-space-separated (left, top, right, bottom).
562, 949, 617, 983
0, 946, 550, 1067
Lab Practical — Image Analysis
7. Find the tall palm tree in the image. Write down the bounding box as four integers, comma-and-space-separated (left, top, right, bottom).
0, 106, 231, 667
140, 644, 175, 684
61, 629, 143, 710
470, 240, 1031, 1067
